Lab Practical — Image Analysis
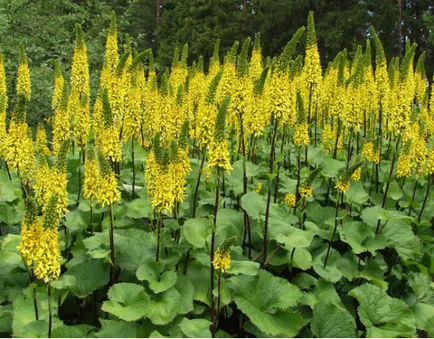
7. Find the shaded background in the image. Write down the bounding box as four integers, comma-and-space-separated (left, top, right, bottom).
0, 0, 433, 127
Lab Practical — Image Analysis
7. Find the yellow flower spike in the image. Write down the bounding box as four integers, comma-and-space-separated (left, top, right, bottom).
83, 147, 100, 205
255, 182, 262, 193
96, 150, 120, 207
299, 185, 313, 199
36, 123, 51, 156
208, 97, 232, 174
350, 168, 362, 181
335, 177, 350, 193
397, 152, 412, 178
212, 237, 236, 273
32, 194, 62, 283
284, 193, 296, 208
202, 166, 212, 181
361, 141, 380, 164
17, 43, 31, 101
293, 123, 310, 146
208, 139, 233, 174
212, 248, 231, 273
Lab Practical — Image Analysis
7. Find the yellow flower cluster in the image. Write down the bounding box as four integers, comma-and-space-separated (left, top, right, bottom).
293, 123, 310, 146
428, 149, 434, 175
74, 96, 91, 149
0, 111, 5, 157
202, 166, 212, 181
83, 158, 100, 204
299, 185, 313, 199
97, 172, 121, 206
33, 227, 61, 283
335, 177, 350, 193
284, 193, 296, 208
362, 141, 380, 164
321, 124, 335, 155
397, 152, 412, 178
0, 55, 7, 157
4, 121, 35, 179
99, 125, 122, 163
212, 248, 231, 272
350, 167, 362, 181
36, 124, 50, 156
34, 168, 68, 217
52, 97, 70, 155
19, 215, 44, 268
255, 182, 262, 193
19, 196, 62, 283
207, 139, 232, 174
145, 149, 191, 213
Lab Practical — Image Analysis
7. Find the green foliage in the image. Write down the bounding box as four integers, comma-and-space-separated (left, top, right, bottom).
102, 283, 150, 321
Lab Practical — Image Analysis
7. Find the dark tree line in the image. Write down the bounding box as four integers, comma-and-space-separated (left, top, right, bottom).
0, 0, 433, 126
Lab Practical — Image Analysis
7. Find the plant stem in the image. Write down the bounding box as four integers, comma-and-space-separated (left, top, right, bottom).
89, 204, 93, 235
417, 175, 433, 222
109, 204, 116, 285
274, 127, 286, 203
5, 161, 12, 180
324, 191, 343, 269
210, 168, 221, 338
293, 146, 302, 215
407, 179, 418, 216
375, 150, 396, 235
192, 146, 206, 217
290, 197, 306, 269
132, 137, 136, 198
239, 111, 251, 257
156, 212, 162, 262
325, 119, 342, 204
48, 283, 52, 338
212, 269, 223, 336
346, 127, 353, 168
76, 149, 83, 207
33, 281, 39, 320
263, 119, 278, 266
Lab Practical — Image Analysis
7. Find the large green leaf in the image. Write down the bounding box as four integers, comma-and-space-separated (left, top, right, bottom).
311, 301, 356, 338
339, 221, 387, 255
186, 262, 211, 306
146, 287, 182, 325
96, 319, 138, 338
349, 284, 416, 336
226, 260, 260, 276
12, 286, 59, 338
240, 192, 265, 219
233, 270, 303, 336
126, 198, 153, 219
382, 219, 420, 260
179, 318, 212, 338
136, 261, 178, 293
56, 258, 109, 298
0, 203, 23, 226
115, 229, 157, 271
0, 172, 21, 203
51, 324, 94, 338
65, 209, 89, 233
345, 181, 369, 204
102, 283, 150, 321
182, 218, 212, 248
174, 274, 194, 314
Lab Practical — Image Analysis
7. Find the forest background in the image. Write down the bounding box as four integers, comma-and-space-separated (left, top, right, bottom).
0, 0, 433, 129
